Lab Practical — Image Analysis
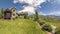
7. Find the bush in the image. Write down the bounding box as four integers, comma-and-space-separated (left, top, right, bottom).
39, 22, 45, 26
42, 23, 52, 32
56, 28, 60, 34
56, 30, 60, 34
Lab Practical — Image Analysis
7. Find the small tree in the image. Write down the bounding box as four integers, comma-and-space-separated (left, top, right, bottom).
0, 8, 4, 18
24, 12, 28, 19
34, 10, 39, 22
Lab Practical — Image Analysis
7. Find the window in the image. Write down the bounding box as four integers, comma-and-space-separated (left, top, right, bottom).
13, 10, 15, 12
13, 14, 15, 16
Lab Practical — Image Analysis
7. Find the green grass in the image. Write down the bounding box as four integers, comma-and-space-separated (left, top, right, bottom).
0, 18, 46, 34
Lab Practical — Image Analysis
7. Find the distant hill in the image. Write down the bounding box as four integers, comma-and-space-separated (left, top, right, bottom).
39, 15, 60, 22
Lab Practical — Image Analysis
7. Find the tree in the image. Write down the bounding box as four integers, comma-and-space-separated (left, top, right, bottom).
34, 10, 39, 22
24, 12, 28, 19
0, 8, 4, 18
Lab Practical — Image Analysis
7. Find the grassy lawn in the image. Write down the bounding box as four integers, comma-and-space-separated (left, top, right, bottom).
0, 18, 46, 34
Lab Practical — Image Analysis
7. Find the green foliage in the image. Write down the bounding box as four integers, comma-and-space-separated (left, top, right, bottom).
0, 8, 4, 18
39, 22, 45, 26
34, 11, 39, 22
42, 23, 52, 32
55, 27, 60, 34
38, 15, 60, 32
56, 29, 60, 34
24, 12, 28, 19
28, 15, 60, 33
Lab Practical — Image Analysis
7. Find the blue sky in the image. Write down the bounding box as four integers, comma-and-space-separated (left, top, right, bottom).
0, 0, 60, 16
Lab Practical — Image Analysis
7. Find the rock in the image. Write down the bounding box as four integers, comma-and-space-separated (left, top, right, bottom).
51, 25, 56, 34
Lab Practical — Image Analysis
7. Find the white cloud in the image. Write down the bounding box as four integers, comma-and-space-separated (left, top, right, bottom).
13, 0, 18, 3
18, 6, 35, 14
39, 11, 60, 16
13, 0, 46, 15
48, 11, 60, 15
13, 0, 46, 7
39, 12, 47, 15
47, 0, 60, 4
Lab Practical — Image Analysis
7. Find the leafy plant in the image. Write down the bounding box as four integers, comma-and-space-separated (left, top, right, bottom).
42, 23, 52, 32
56, 27, 60, 34
39, 22, 45, 26
34, 10, 39, 22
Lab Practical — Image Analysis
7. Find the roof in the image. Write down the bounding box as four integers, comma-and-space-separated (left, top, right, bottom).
4, 8, 12, 13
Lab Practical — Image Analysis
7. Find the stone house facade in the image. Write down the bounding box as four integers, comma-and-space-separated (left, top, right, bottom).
4, 7, 17, 19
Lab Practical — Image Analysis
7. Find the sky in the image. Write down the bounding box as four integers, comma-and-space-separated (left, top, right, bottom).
0, 0, 60, 16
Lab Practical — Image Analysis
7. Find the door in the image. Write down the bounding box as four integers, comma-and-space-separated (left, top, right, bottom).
5, 13, 11, 18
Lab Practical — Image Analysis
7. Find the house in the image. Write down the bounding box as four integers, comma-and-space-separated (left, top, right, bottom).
4, 7, 17, 19
17, 12, 25, 18
17, 12, 28, 18
18, 12, 25, 16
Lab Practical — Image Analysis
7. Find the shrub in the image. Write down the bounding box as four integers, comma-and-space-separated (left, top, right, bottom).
39, 22, 45, 26
42, 23, 52, 32
56, 28, 60, 34
56, 30, 60, 34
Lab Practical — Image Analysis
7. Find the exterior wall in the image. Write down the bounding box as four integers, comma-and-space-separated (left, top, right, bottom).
4, 7, 17, 19
11, 8, 17, 19
5, 13, 11, 18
